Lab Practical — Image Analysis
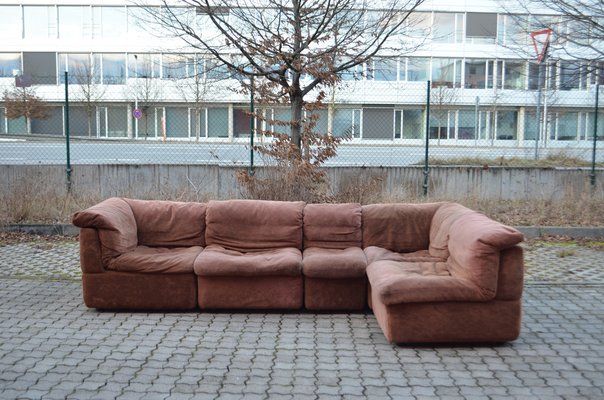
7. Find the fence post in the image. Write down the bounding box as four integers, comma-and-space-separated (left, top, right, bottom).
591, 84, 600, 190
64, 71, 72, 192
249, 76, 255, 175
423, 80, 431, 196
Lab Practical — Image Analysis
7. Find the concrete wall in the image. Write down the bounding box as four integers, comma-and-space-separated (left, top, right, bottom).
2, 164, 602, 201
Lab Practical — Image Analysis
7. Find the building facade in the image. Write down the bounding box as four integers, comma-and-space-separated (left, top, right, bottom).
0, 0, 602, 159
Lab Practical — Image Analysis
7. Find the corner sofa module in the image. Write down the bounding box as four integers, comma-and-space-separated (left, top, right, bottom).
302, 203, 367, 310
363, 202, 524, 343
72, 197, 206, 310
194, 199, 305, 310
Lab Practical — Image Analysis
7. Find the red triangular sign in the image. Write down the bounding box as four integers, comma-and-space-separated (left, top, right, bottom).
531, 28, 552, 63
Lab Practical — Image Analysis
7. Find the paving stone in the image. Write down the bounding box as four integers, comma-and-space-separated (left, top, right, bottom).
1, 239, 604, 400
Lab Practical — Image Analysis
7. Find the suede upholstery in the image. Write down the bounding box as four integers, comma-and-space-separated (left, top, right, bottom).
446, 211, 524, 300
72, 197, 137, 266
303, 203, 362, 249
362, 203, 442, 252
125, 199, 206, 247
195, 245, 302, 277
109, 246, 203, 274
302, 203, 367, 310
198, 199, 305, 310
74, 198, 524, 343
205, 199, 304, 251
365, 202, 524, 343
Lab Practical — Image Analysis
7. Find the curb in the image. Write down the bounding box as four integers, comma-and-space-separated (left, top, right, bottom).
516, 226, 604, 239
2, 224, 604, 239
1, 224, 79, 236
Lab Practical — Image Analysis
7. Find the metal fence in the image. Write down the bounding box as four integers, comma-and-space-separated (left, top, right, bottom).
1, 74, 603, 171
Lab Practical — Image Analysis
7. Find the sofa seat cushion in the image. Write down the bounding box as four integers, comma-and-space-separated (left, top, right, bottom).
108, 245, 203, 274
302, 247, 367, 279
194, 245, 302, 277
367, 260, 488, 305
364, 246, 444, 265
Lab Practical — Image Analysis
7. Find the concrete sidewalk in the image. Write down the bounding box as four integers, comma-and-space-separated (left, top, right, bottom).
0, 237, 603, 400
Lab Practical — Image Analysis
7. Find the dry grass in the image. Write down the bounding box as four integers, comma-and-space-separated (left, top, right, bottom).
426, 153, 602, 168
2, 168, 604, 228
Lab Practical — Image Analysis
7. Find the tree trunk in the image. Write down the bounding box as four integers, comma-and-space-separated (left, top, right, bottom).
291, 95, 303, 150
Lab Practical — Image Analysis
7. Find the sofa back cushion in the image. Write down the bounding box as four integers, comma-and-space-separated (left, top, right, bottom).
362, 203, 442, 253
72, 197, 137, 266
429, 202, 474, 258
447, 212, 524, 300
125, 199, 206, 247
205, 200, 305, 251
303, 203, 362, 249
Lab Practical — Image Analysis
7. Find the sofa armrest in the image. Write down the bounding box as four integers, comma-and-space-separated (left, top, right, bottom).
447, 212, 524, 301
496, 245, 524, 301
78, 228, 105, 273
72, 197, 138, 266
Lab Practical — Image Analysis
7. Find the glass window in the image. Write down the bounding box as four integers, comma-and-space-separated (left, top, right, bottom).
207, 108, 228, 138
556, 112, 579, 140
165, 107, 188, 138
271, 109, 292, 136
466, 13, 497, 43
333, 109, 360, 138
430, 111, 454, 139
407, 12, 431, 39
206, 58, 230, 80
58, 6, 91, 39
163, 54, 197, 79
233, 108, 253, 138
99, 106, 128, 138
464, 59, 488, 89
340, 64, 361, 81
102, 54, 126, 84
528, 62, 546, 90
59, 53, 92, 84
432, 58, 461, 88
524, 109, 538, 140
402, 109, 423, 139
0, 53, 21, 77
23, 6, 57, 39
127, 6, 147, 36
457, 110, 476, 139
560, 61, 581, 90
498, 14, 528, 46
407, 58, 429, 81
0, 6, 22, 39
189, 108, 206, 139
362, 108, 394, 140
94, 6, 126, 38
22, 52, 57, 85
309, 108, 328, 135
586, 112, 604, 139
496, 111, 517, 140
128, 54, 160, 78
371, 58, 398, 81
433, 13, 456, 43
503, 61, 525, 90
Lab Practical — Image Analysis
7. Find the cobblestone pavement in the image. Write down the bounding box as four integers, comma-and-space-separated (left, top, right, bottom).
0, 237, 603, 399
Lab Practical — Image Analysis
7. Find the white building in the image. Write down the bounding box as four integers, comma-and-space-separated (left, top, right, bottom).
0, 0, 602, 158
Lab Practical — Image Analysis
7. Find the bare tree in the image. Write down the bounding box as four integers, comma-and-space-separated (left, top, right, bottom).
2, 86, 49, 134
140, 0, 425, 152
166, 54, 210, 142
71, 61, 106, 137
430, 84, 459, 144
127, 62, 162, 139
522, 0, 603, 62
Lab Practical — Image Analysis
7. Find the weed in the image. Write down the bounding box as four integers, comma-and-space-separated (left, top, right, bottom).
556, 249, 576, 258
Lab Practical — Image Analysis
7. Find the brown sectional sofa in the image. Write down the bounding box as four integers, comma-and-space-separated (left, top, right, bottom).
73, 198, 524, 343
